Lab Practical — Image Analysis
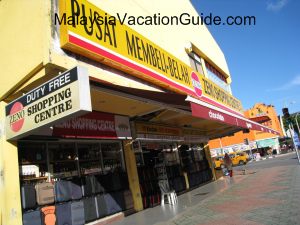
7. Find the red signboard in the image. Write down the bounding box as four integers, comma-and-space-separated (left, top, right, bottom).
190, 102, 280, 135
191, 102, 237, 126
53, 111, 131, 139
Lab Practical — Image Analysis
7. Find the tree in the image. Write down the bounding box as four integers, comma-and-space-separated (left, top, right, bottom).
282, 115, 299, 135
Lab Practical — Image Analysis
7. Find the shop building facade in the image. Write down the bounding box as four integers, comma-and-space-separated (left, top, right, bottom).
0, 1, 280, 224
209, 103, 284, 156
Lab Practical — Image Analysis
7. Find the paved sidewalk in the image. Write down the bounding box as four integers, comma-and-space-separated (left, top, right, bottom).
164, 169, 300, 225
111, 155, 300, 225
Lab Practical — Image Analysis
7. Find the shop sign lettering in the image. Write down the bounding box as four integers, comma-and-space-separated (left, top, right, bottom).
135, 123, 182, 136
208, 110, 224, 122
52, 112, 131, 139
58, 0, 243, 113
5, 66, 91, 140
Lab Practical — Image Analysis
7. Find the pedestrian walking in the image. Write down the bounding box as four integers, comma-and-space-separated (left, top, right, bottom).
224, 153, 233, 177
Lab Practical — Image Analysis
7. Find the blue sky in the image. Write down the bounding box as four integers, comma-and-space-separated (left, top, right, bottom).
191, 0, 300, 115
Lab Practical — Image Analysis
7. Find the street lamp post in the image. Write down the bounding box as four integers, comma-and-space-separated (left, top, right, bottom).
295, 113, 300, 135
219, 138, 223, 155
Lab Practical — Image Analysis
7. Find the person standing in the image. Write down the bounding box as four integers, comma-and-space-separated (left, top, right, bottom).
224, 153, 233, 177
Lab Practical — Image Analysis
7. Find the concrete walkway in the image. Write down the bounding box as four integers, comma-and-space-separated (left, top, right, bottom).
111, 154, 300, 225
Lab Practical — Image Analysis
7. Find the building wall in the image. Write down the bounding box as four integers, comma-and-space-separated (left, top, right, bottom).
0, 1, 52, 224
0, 1, 237, 224
0, 0, 52, 100
0, 102, 21, 225
209, 129, 255, 149
248, 103, 284, 140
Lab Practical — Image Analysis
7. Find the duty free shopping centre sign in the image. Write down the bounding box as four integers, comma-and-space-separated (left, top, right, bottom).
5, 66, 92, 140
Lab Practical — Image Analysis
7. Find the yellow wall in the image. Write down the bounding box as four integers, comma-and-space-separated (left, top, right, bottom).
0, 102, 22, 225
0, 1, 52, 224
0, 0, 51, 100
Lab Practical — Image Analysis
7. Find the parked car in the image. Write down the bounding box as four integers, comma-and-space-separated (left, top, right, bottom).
213, 152, 248, 169
231, 152, 248, 165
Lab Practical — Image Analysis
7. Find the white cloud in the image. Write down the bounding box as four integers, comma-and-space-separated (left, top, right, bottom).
267, 0, 288, 12
291, 76, 300, 85
268, 75, 300, 91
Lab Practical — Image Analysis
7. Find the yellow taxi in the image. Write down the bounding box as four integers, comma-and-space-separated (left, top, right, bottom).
230, 152, 248, 166
213, 155, 224, 170
213, 152, 248, 169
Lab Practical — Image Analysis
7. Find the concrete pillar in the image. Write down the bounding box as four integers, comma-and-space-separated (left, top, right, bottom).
122, 140, 143, 211
204, 143, 217, 181
183, 172, 189, 190
0, 101, 22, 225
200, 58, 208, 78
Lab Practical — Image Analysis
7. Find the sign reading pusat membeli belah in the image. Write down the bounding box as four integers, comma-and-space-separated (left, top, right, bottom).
5, 66, 92, 140
58, 0, 243, 113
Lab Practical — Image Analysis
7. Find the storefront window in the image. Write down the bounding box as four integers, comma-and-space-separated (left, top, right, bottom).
178, 144, 192, 169
178, 143, 211, 188
191, 144, 205, 161
77, 143, 102, 175
138, 142, 180, 167
48, 143, 78, 178
18, 140, 125, 180
101, 142, 125, 173
18, 139, 130, 223
163, 144, 180, 165
18, 142, 48, 179
133, 141, 144, 166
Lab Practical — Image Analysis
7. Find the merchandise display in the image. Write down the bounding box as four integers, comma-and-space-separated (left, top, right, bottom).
19, 140, 131, 225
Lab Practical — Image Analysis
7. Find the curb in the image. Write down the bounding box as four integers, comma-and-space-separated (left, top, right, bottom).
249, 152, 295, 162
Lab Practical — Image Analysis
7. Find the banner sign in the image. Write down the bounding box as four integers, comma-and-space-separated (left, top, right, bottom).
293, 131, 300, 147
183, 128, 209, 143
53, 111, 131, 139
231, 142, 257, 151
256, 138, 278, 148
135, 122, 183, 141
58, 0, 243, 114
5, 66, 91, 140
135, 123, 182, 136
136, 134, 184, 141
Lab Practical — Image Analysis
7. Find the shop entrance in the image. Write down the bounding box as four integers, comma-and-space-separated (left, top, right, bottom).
133, 140, 212, 209
179, 143, 212, 189
134, 141, 183, 208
